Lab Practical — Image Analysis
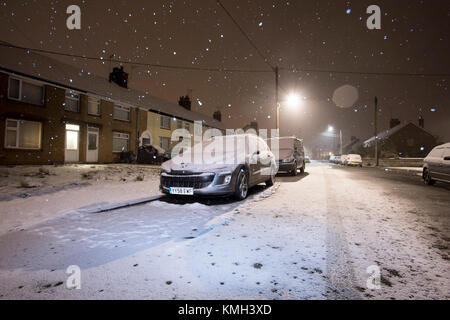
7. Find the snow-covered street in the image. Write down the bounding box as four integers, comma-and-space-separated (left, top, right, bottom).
0, 162, 449, 299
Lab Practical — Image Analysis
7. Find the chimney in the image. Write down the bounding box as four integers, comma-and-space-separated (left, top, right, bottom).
213, 110, 222, 122
178, 95, 191, 110
109, 66, 128, 88
389, 118, 401, 129
418, 116, 424, 129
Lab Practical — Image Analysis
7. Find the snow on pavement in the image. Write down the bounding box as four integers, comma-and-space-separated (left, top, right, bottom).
0, 163, 448, 299
0, 164, 162, 235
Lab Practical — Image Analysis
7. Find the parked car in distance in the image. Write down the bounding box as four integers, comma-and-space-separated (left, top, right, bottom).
345, 154, 363, 167
305, 156, 311, 163
136, 145, 169, 164
339, 155, 348, 165
160, 134, 277, 200
423, 142, 450, 185
266, 136, 305, 176
329, 155, 339, 163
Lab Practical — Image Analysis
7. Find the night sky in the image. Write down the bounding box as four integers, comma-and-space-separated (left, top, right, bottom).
1, 0, 449, 151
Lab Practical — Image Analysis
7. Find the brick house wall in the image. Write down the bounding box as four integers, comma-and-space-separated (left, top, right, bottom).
0, 71, 147, 165
389, 123, 437, 157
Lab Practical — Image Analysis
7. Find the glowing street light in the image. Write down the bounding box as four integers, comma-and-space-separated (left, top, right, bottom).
328, 125, 334, 132
276, 92, 302, 131
286, 93, 301, 108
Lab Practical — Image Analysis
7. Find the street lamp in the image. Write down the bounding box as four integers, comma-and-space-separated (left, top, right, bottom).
328, 125, 342, 155
276, 92, 302, 131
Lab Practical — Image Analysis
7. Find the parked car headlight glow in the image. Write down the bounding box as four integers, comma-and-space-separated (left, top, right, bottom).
281, 156, 295, 163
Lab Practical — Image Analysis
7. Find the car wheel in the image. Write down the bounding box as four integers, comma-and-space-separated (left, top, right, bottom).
234, 168, 249, 200
423, 168, 435, 186
300, 161, 305, 173
291, 161, 298, 176
266, 168, 275, 187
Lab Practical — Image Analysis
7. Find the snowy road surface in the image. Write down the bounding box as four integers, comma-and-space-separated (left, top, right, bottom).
0, 162, 449, 299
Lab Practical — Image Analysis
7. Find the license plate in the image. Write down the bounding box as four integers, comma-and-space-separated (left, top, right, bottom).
169, 187, 194, 195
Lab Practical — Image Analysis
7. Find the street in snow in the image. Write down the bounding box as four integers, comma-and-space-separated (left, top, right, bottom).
0, 162, 448, 299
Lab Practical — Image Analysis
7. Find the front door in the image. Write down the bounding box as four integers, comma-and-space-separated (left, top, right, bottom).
86, 126, 99, 163
65, 124, 80, 163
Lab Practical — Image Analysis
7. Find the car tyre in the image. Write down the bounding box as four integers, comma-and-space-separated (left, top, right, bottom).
291, 161, 298, 176
266, 168, 275, 187
300, 161, 305, 174
234, 168, 249, 200
423, 168, 435, 186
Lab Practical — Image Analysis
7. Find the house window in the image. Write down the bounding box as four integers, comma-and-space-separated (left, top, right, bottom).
160, 137, 170, 151
184, 122, 190, 131
88, 97, 101, 115
64, 90, 80, 112
160, 115, 171, 130
177, 119, 183, 129
113, 132, 129, 152
114, 105, 130, 121
8, 77, 44, 105
141, 131, 152, 146
65, 124, 80, 150
5, 119, 42, 149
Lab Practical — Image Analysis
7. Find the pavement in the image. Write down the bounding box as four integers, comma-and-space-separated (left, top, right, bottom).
0, 162, 448, 300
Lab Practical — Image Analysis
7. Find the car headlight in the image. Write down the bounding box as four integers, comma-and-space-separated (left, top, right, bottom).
223, 175, 232, 184
217, 173, 232, 185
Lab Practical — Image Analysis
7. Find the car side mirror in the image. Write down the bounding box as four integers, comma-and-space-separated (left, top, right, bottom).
444, 156, 450, 161
254, 150, 260, 156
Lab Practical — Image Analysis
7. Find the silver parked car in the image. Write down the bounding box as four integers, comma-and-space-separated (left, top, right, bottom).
423, 143, 450, 185
160, 134, 277, 200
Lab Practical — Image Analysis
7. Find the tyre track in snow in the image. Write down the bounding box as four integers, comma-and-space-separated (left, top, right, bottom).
323, 166, 363, 299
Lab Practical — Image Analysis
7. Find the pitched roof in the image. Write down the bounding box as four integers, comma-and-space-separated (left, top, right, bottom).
0, 42, 226, 130
363, 122, 433, 145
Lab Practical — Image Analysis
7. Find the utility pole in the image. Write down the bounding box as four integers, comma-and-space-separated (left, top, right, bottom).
275, 66, 279, 133
374, 96, 379, 166
339, 129, 343, 155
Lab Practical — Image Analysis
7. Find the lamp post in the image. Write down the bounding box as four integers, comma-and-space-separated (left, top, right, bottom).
328, 126, 343, 155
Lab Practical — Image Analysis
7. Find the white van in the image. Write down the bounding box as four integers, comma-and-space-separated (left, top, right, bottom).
345, 154, 363, 166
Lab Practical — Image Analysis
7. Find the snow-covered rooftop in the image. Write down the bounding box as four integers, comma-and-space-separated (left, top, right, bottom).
363, 122, 433, 145
0, 42, 226, 130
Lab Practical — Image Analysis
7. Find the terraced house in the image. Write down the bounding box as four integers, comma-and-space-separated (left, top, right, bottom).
0, 43, 225, 165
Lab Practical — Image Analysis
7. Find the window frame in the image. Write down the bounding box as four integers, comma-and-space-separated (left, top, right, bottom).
160, 115, 171, 130
112, 131, 130, 153
113, 104, 131, 122
64, 90, 81, 113
87, 96, 101, 116
159, 136, 170, 151
8, 77, 45, 106
4, 118, 42, 150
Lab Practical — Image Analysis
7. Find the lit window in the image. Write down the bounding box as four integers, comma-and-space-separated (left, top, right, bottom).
88, 97, 101, 115
65, 124, 80, 150
114, 105, 130, 121
8, 77, 44, 105
5, 119, 42, 149
113, 132, 129, 152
